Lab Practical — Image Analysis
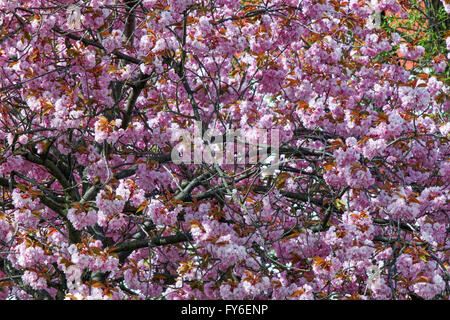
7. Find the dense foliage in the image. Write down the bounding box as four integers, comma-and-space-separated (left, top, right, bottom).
0, 0, 448, 300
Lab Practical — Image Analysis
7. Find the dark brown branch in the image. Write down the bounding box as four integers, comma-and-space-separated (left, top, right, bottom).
121, 73, 151, 129
174, 171, 211, 202
52, 27, 142, 65
113, 232, 193, 262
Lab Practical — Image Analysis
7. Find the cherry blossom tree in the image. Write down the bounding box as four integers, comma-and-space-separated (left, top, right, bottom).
0, 0, 448, 300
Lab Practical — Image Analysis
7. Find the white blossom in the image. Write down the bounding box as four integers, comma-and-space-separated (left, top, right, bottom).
67, 5, 82, 29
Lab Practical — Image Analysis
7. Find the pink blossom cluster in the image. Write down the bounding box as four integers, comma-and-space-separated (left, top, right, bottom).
0, 0, 447, 301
